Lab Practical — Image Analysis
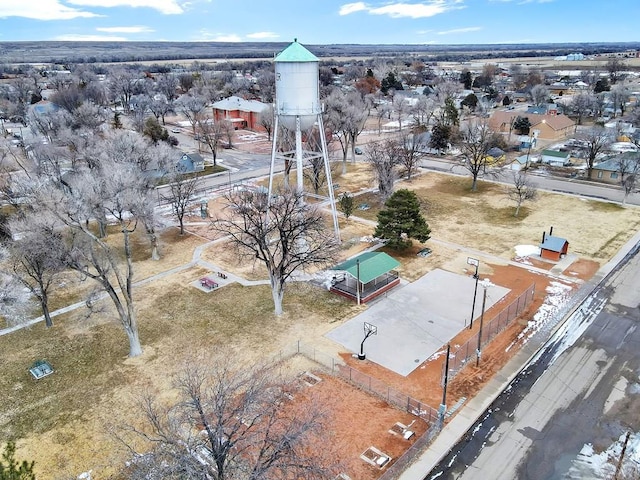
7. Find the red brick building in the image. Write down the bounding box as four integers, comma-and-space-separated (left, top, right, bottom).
211, 96, 269, 132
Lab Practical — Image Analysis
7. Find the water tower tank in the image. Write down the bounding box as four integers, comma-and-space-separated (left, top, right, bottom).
274, 39, 320, 130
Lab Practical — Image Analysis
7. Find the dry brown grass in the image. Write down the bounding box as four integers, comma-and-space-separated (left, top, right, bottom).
4, 168, 640, 478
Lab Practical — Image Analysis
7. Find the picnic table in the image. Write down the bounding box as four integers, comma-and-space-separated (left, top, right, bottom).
200, 277, 218, 289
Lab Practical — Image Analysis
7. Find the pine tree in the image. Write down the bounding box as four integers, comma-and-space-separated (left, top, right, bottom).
0, 442, 36, 480
374, 189, 431, 250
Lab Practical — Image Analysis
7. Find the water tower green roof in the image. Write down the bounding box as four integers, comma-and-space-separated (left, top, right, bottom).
275, 39, 318, 63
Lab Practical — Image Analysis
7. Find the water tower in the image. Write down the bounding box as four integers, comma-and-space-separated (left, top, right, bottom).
267, 39, 339, 238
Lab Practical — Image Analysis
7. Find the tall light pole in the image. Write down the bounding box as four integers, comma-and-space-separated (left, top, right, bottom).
467, 257, 479, 329
476, 279, 493, 367
439, 343, 451, 427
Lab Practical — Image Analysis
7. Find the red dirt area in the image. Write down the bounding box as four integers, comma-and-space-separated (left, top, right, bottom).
294, 372, 429, 480
563, 258, 600, 281
340, 262, 577, 413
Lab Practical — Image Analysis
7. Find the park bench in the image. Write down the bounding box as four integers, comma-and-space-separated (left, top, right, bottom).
217, 271, 228, 279
200, 277, 218, 290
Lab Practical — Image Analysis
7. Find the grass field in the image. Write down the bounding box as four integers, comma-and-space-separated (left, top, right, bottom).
2, 165, 640, 478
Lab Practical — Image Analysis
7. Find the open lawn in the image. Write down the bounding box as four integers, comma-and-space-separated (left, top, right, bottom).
2, 167, 640, 478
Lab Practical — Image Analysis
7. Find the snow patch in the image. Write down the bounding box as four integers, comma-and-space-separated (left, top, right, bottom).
566, 432, 640, 479
506, 281, 572, 352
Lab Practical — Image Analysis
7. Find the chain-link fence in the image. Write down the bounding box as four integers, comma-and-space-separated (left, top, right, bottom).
444, 283, 536, 381
292, 341, 440, 424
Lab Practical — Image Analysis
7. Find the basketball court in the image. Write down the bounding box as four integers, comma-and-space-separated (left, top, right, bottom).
326, 269, 510, 376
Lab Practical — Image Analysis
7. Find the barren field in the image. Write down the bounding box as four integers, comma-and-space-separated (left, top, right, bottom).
2, 166, 640, 479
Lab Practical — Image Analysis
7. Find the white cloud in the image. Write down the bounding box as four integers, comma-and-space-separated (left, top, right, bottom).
0, 1, 98, 20
96, 25, 154, 33
437, 26, 482, 34
246, 31, 279, 40
340, 1, 464, 18
197, 30, 242, 42
68, 0, 183, 15
339, 2, 368, 15
55, 34, 128, 41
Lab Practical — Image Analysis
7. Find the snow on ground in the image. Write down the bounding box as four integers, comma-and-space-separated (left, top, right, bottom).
566, 432, 640, 479
505, 281, 572, 352
514, 244, 541, 264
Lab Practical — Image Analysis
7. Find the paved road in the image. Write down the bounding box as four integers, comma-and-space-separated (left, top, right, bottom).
425, 242, 640, 480
420, 157, 640, 206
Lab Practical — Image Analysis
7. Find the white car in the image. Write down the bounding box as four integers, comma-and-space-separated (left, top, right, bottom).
171, 128, 180, 134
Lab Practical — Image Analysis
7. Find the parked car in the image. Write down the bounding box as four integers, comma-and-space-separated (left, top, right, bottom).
354, 147, 363, 155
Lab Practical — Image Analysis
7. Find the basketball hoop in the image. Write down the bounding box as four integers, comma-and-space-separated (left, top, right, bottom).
359, 322, 377, 360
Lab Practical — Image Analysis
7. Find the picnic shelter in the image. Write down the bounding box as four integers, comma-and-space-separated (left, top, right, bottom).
330, 251, 400, 303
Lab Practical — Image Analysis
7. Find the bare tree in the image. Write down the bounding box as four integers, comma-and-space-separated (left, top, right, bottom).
197, 119, 229, 166
365, 139, 399, 200
324, 89, 368, 174
211, 188, 338, 315
581, 127, 613, 179
22, 131, 169, 356
569, 92, 595, 126
393, 96, 409, 131
176, 95, 207, 135
109, 69, 138, 112
529, 84, 550, 106
118, 357, 338, 480
459, 120, 493, 191
507, 171, 538, 217
614, 154, 640, 205
609, 84, 631, 118
156, 73, 179, 102
162, 173, 201, 235
6, 216, 66, 327
258, 104, 274, 141
397, 132, 425, 180
606, 57, 626, 84
410, 95, 436, 131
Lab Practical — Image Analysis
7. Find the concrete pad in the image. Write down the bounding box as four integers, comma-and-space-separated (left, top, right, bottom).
325, 269, 510, 376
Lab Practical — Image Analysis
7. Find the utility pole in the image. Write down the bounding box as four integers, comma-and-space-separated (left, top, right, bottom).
467, 257, 479, 329
476, 281, 489, 367
439, 343, 451, 427
614, 431, 631, 480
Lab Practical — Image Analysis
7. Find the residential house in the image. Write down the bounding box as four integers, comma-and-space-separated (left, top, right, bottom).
591, 152, 640, 184
176, 152, 205, 173
508, 154, 531, 171
489, 111, 575, 141
211, 96, 268, 132
540, 149, 570, 166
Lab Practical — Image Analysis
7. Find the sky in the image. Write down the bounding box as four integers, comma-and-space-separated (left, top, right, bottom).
0, 0, 639, 45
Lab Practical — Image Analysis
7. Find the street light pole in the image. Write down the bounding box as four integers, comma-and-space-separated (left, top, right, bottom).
467, 257, 479, 329
439, 343, 451, 427
476, 282, 489, 367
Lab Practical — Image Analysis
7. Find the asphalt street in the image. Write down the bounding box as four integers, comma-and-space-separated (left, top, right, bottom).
425, 242, 640, 480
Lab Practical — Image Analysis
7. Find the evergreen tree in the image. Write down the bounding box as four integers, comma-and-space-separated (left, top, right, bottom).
460, 70, 473, 89
594, 78, 610, 93
513, 116, 531, 135
338, 192, 355, 219
443, 96, 459, 126
374, 189, 431, 250
430, 122, 451, 153
461, 93, 478, 111
0, 442, 36, 480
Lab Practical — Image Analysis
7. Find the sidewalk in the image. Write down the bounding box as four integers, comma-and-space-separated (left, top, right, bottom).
397, 227, 640, 479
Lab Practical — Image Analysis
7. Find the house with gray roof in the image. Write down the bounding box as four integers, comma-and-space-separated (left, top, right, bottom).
592, 152, 640, 184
